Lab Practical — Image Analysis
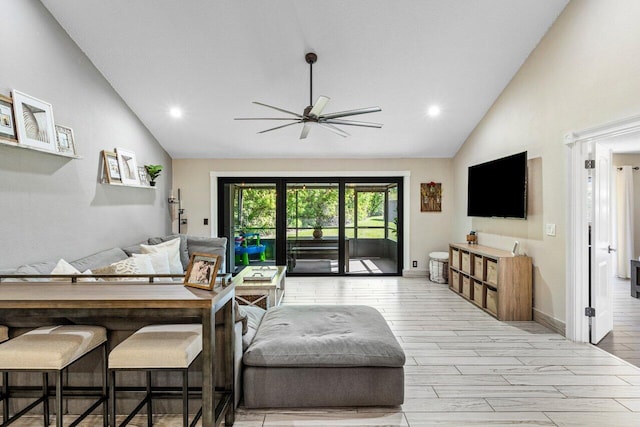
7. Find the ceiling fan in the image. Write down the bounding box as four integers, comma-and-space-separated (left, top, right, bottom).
235, 53, 383, 139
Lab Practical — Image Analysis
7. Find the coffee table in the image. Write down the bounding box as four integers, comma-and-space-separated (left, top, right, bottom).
234, 265, 286, 309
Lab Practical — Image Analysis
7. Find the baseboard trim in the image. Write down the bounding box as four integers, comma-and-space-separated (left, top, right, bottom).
533, 308, 566, 337
403, 269, 428, 278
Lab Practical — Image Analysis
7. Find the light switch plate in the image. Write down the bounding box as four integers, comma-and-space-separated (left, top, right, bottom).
546, 223, 556, 236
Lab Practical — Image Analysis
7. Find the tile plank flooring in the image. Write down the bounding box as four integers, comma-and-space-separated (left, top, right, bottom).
597, 276, 640, 367
15, 276, 640, 426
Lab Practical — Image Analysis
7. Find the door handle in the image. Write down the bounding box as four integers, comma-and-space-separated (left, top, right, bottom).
608, 245, 616, 253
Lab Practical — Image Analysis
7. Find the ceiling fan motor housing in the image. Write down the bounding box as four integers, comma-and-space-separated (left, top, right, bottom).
305, 52, 317, 64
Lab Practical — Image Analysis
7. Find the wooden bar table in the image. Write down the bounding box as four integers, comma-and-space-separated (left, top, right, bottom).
0, 281, 236, 427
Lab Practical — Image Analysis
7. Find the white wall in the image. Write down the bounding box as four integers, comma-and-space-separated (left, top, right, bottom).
452, 0, 640, 328
612, 153, 640, 261
0, 0, 172, 268
172, 158, 453, 273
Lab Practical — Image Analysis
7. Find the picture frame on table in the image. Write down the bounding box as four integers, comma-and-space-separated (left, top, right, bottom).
184, 253, 222, 291
54, 124, 76, 155
137, 166, 150, 186
102, 150, 122, 183
11, 90, 56, 151
0, 94, 17, 142
115, 147, 140, 186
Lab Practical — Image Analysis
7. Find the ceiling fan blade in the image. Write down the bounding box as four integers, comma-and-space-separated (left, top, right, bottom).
300, 123, 312, 139
318, 123, 350, 138
253, 101, 303, 118
257, 121, 303, 134
308, 96, 330, 118
323, 118, 383, 128
235, 118, 301, 121
320, 106, 382, 120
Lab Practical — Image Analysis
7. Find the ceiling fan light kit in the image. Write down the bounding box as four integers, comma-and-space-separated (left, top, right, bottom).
235, 53, 383, 139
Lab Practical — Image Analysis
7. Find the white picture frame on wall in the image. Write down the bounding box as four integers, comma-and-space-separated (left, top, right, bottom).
12, 90, 56, 152
115, 147, 140, 186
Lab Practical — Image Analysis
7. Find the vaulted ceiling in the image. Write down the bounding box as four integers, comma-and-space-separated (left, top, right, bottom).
41, 0, 568, 159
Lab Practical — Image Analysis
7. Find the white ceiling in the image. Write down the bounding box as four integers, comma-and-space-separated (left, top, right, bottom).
41, 0, 568, 159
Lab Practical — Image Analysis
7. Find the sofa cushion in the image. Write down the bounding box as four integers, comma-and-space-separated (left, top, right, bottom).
243, 305, 405, 368
186, 236, 227, 273
148, 235, 189, 270
122, 243, 144, 257
70, 248, 129, 272
242, 305, 266, 351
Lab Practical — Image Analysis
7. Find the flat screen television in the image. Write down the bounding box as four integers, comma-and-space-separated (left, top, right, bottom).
467, 151, 527, 219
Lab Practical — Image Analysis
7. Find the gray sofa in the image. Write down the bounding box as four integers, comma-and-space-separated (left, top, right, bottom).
0, 234, 262, 409
0, 234, 228, 277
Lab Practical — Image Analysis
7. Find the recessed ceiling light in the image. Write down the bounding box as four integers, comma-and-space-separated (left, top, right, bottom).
169, 107, 182, 118
427, 105, 441, 117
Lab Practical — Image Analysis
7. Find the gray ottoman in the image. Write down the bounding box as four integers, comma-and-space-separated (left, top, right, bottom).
242, 305, 405, 408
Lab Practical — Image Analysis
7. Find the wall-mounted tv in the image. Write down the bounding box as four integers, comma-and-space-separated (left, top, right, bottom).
467, 151, 527, 219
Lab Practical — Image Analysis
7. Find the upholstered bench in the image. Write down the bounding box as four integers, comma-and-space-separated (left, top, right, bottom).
242, 305, 405, 408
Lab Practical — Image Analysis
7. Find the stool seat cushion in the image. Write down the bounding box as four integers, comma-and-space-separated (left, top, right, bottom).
429, 251, 449, 261
243, 305, 405, 368
109, 324, 202, 369
0, 325, 106, 370
0, 325, 8, 343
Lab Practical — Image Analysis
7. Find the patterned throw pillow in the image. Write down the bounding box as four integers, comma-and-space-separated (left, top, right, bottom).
93, 257, 143, 281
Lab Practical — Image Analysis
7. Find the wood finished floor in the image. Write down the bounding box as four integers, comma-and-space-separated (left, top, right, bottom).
16, 276, 640, 426
597, 276, 640, 368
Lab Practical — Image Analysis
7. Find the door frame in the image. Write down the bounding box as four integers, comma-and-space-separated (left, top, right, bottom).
210, 170, 411, 274
565, 114, 640, 342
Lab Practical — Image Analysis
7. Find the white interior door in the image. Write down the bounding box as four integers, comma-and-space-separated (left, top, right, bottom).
591, 142, 614, 344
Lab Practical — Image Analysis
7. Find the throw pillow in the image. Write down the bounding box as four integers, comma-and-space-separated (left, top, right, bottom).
140, 238, 183, 274
148, 234, 189, 270
132, 254, 155, 275
51, 259, 98, 282
133, 252, 170, 275
93, 257, 143, 281
51, 259, 80, 281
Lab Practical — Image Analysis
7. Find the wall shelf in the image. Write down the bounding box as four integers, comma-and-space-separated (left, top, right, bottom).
0, 138, 82, 159
100, 179, 156, 189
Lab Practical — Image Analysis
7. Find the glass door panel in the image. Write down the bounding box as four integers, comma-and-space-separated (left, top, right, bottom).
225, 183, 276, 273
286, 182, 339, 274
345, 182, 399, 274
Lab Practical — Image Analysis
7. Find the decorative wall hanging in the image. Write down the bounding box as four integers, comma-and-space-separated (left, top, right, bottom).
54, 124, 76, 155
12, 90, 56, 152
102, 150, 122, 183
420, 182, 442, 212
0, 94, 17, 142
115, 147, 140, 186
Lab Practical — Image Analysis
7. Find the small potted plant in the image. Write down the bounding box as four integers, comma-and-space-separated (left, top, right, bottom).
144, 164, 163, 187
313, 223, 323, 239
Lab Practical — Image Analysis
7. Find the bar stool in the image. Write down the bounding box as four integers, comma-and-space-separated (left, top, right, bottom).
0, 325, 8, 423
109, 324, 202, 427
0, 325, 108, 427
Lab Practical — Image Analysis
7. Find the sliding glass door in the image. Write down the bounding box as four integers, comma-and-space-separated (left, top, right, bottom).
218, 177, 402, 276
345, 182, 399, 274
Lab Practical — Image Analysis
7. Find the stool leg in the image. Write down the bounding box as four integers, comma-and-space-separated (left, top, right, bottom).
56, 370, 63, 427
109, 371, 116, 427
182, 370, 188, 427
146, 371, 152, 427
3, 372, 9, 424
43, 372, 49, 427
102, 345, 108, 427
